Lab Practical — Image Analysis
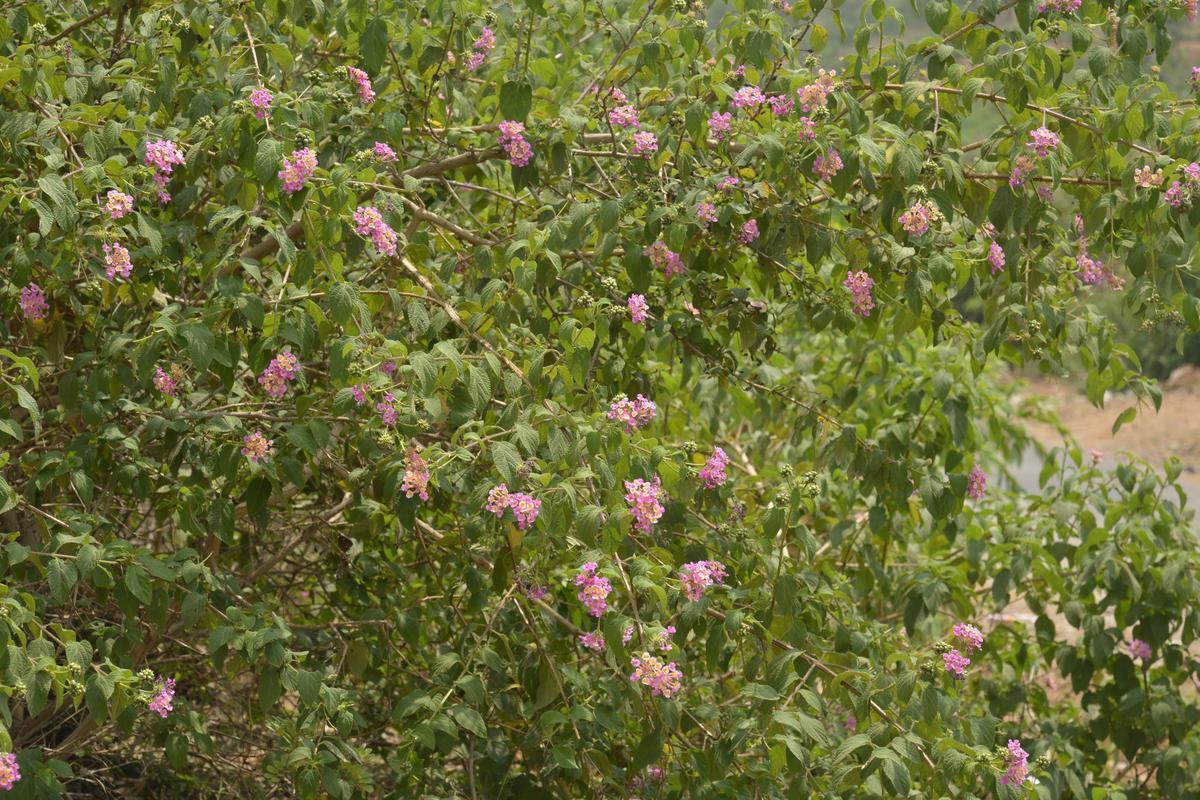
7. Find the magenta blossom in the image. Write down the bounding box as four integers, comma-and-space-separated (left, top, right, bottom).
1000, 739, 1030, 786
149, 677, 176, 717
628, 293, 649, 326
19, 284, 48, 321
943, 649, 970, 678
967, 465, 987, 499
630, 653, 682, 698
346, 66, 375, 104
104, 190, 134, 219
279, 148, 318, 194
353, 206, 398, 255
401, 444, 431, 500
607, 394, 657, 433
843, 271, 874, 317
249, 88, 273, 119
953, 623, 984, 651
643, 241, 684, 277
0, 752, 19, 791
679, 560, 727, 601
708, 111, 733, 140
625, 477, 666, 534
497, 121, 533, 167
698, 447, 730, 488
575, 562, 612, 617
580, 631, 606, 651
738, 219, 759, 244
631, 130, 658, 157
242, 431, 274, 463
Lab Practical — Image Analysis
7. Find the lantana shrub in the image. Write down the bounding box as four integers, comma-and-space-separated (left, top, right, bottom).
1, 0, 1200, 797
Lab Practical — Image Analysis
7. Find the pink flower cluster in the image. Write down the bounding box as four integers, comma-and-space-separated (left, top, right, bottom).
1076, 251, 1122, 289
279, 148, 318, 194
631, 131, 658, 157
497, 121, 533, 167
987, 241, 1005, 274
679, 560, 727, 602
466, 27, 496, 72
103, 242, 133, 281
731, 86, 766, 110
843, 271, 874, 317
698, 447, 729, 488
796, 69, 837, 112
768, 94, 794, 116
943, 649, 971, 678
1164, 162, 1200, 208
628, 293, 649, 325
374, 142, 397, 162
258, 351, 302, 398
1128, 638, 1151, 661
953, 623, 984, 651
0, 752, 19, 791
607, 394, 657, 433
351, 383, 370, 405
104, 189, 133, 219
149, 677, 176, 717
1134, 166, 1164, 188
718, 176, 740, 192
401, 444, 431, 500
898, 200, 939, 236
967, 465, 987, 499
609, 104, 640, 128
1000, 739, 1029, 786
1037, 0, 1080, 13
625, 477, 666, 534
353, 206, 398, 255
1009, 154, 1036, 188
376, 392, 398, 425
486, 484, 511, 516
145, 139, 184, 202
575, 562, 612, 617
738, 219, 759, 244
1027, 126, 1059, 158
580, 631, 606, 651
644, 241, 684, 277
708, 111, 733, 140
696, 202, 718, 228
154, 365, 181, 397
630, 652, 683, 698
484, 484, 542, 529
242, 431, 274, 462
346, 66, 375, 104
249, 88, 273, 119
144, 139, 185, 179
19, 284, 48, 321
812, 148, 843, 182
656, 626, 677, 652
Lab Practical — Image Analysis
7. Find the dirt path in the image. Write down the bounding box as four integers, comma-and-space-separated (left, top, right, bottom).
1017, 371, 1200, 491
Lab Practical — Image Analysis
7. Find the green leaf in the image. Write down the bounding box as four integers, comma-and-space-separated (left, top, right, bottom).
182, 324, 216, 371
256, 138, 283, 185
124, 564, 152, 604
449, 705, 487, 738
499, 79, 533, 122
48, 558, 77, 603
632, 728, 663, 770
492, 441, 521, 483
361, 19, 388, 74
1112, 406, 1136, 435
468, 365, 492, 413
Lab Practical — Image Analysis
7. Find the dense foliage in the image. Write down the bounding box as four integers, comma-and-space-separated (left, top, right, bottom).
3, 0, 1200, 797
